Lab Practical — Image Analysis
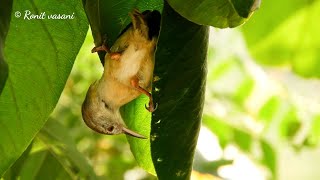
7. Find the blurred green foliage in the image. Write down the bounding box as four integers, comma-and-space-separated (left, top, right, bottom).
2, 0, 320, 179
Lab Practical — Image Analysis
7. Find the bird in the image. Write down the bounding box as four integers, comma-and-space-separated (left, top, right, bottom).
81, 9, 161, 139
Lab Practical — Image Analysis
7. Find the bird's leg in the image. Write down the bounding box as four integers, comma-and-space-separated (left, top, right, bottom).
130, 76, 157, 112
91, 36, 121, 60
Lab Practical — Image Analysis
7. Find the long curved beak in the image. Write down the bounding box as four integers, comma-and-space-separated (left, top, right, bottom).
122, 127, 147, 139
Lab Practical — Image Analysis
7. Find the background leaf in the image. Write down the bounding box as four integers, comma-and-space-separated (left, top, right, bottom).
167, 0, 260, 28
242, 0, 310, 46
151, 2, 208, 179
0, 0, 12, 94
242, 0, 320, 77
305, 115, 320, 147
0, 0, 88, 176
260, 140, 276, 177
15, 150, 72, 180
2, 142, 33, 179
3, 119, 97, 179
37, 119, 98, 179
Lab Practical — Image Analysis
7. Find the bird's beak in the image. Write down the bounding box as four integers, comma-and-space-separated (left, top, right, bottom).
122, 127, 147, 139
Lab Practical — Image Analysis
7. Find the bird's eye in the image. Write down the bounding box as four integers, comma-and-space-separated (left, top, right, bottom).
102, 100, 112, 110
107, 126, 114, 132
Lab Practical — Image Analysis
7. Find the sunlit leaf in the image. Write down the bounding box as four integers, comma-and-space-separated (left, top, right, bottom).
242, 0, 320, 77
242, 0, 308, 46
202, 115, 233, 148
203, 115, 252, 152
0, 0, 88, 175
208, 57, 254, 105
258, 96, 281, 123
121, 96, 155, 174
305, 114, 320, 147
260, 140, 276, 177
279, 108, 301, 140
167, 0, 260, 28
234, 129, 252, 152
193, 154, 233, 175
208, 60, 235, 82
233, 76, 254, 104
203, 114, 277, 177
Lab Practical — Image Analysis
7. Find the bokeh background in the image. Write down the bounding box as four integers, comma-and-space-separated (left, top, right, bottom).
22, 1, 320, 179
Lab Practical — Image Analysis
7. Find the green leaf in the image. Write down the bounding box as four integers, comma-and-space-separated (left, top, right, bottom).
121, 96, 155, 174
203, 114, 277, 177
233, 129, 252, 152
242, 0, 310, 47
260, 140, 276, 177
0, 0, 88, 176
279, 107, 301, 140
37, 119, 98, 179
231, 0, 260, 18
258, 96, 281, 123
306, 114, 320, 146
202, 115, 233, 148
17, 150, 71, 180
203, 115, 252, 152
167, 0, 260, 28
208, 57, 254, 102
3, 142, 33, 179
242, 0, 320, 77
4, 119, 97, 179
208, 59, 235, 82
82, 0, 163, 63
151, 2, 208, 179
0, 0, 12, 94
233, 74, 254, 104
193, 157, 233, 175
259, 97, 301, 140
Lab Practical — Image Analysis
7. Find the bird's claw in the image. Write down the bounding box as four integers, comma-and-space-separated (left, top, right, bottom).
145, 102, 158, 112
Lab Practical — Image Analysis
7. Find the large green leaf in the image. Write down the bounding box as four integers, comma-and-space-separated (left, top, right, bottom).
0, 0, 12, 94
242, 0, 320, 77
0, 0, 88, 176
151, 2, 208, 179
82, 0, 163, 175
167, 0, 260, 28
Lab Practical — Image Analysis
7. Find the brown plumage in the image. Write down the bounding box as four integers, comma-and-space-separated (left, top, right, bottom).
82, 9, 161, 138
